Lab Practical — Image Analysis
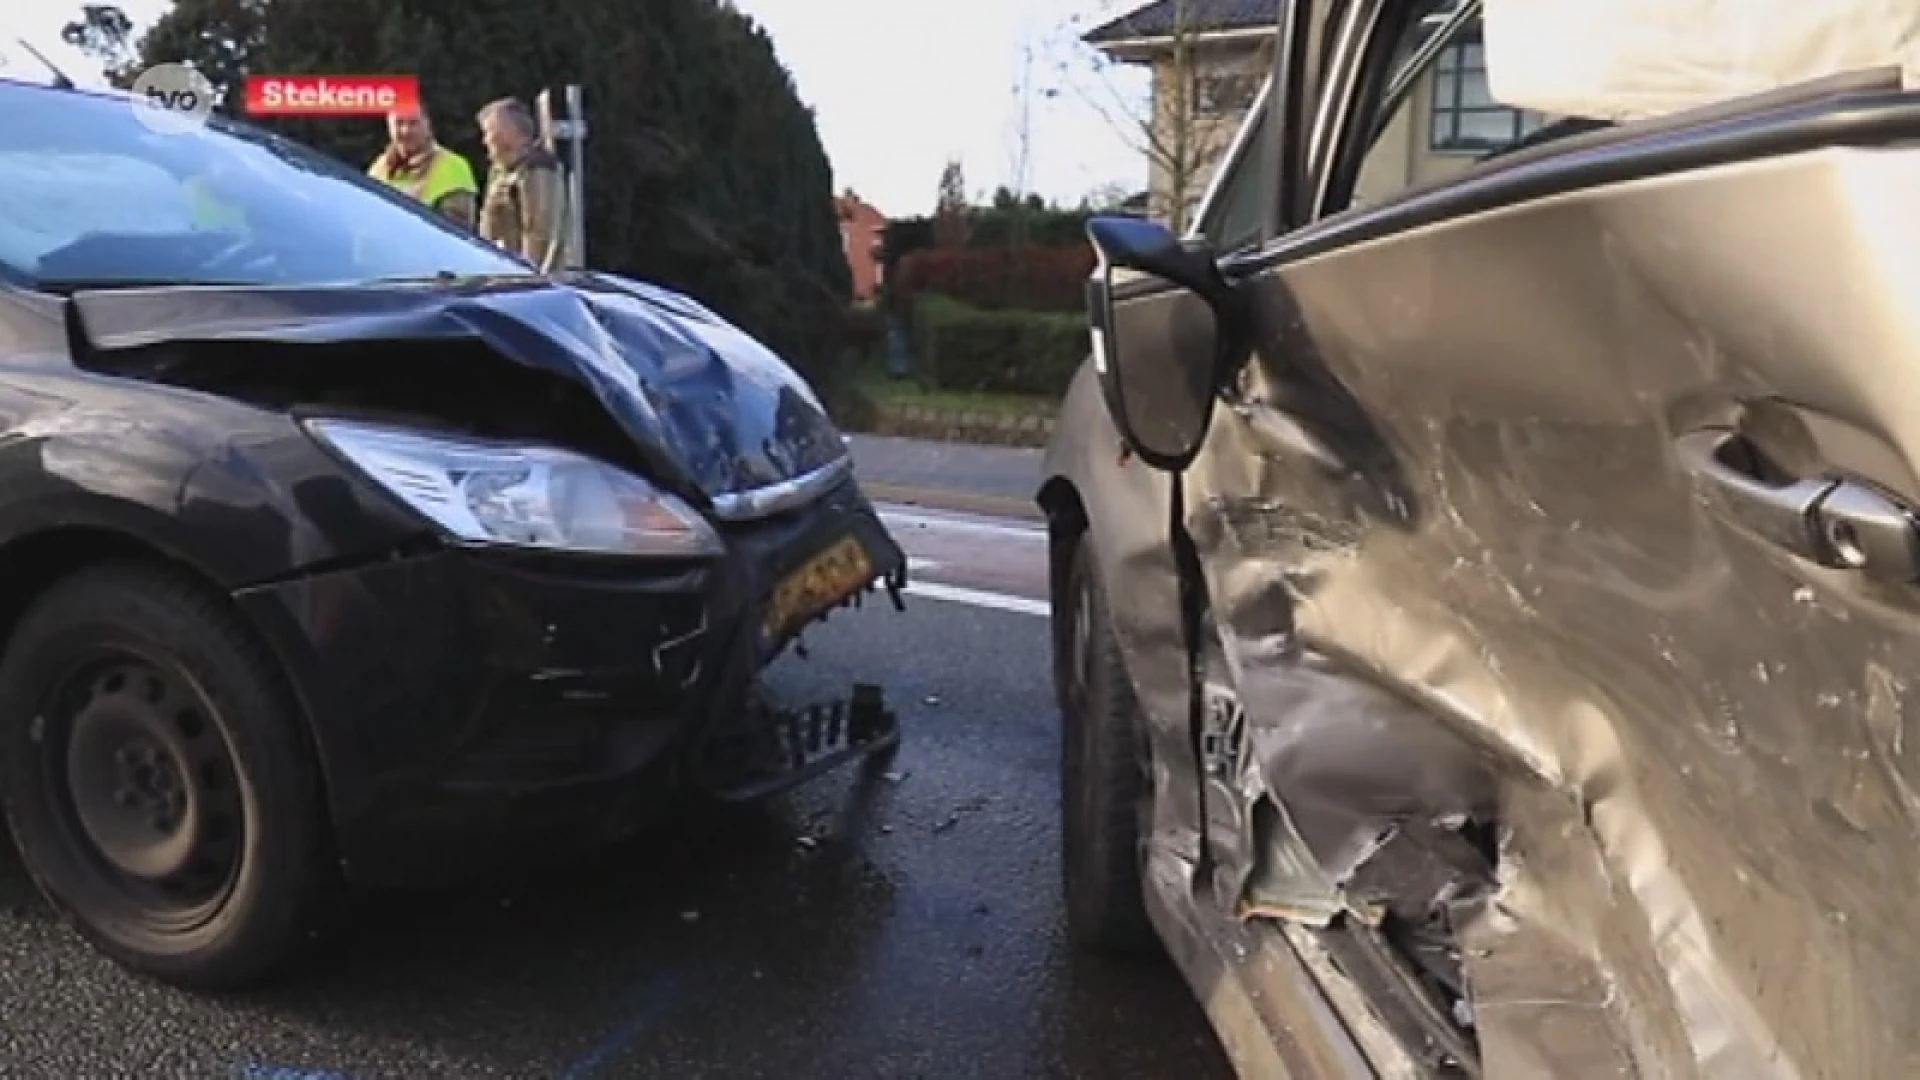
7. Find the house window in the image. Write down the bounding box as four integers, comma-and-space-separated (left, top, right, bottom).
1195, 73, 1259, 115
1197, 98, 1272, 251
1428, 33, 1546, 153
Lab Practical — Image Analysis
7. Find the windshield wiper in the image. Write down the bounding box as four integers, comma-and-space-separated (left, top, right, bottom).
363, 270, 544, 286
34, 278, 256, 296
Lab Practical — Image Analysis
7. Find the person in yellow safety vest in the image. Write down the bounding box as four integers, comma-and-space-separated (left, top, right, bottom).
366, 105, 478, 228
185, 174, 249, 232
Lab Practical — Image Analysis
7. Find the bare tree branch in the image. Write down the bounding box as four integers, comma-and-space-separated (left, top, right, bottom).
1047, 0, 1269, 232
62, 3, 137, 79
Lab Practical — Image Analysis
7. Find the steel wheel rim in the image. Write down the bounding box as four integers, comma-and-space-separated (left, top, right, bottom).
42, 647, 244, 933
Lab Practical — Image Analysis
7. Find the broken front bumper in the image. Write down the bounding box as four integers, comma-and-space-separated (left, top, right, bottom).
232, 475, 907, 889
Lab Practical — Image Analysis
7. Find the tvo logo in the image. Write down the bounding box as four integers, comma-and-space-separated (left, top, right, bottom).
129, 62, 216, 134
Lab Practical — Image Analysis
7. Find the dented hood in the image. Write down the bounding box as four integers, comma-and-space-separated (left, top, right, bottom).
64, 271, 850, 506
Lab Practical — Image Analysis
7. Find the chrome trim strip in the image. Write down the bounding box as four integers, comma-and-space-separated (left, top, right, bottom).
1388, 0, 1480, 113
1305, 0, 1392, 217
707, 454, 854, 522
1189, 73, 1277, 240
1364, 0, 1481, 159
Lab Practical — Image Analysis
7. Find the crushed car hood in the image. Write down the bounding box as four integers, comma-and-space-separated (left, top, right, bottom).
63, 271, 850, 506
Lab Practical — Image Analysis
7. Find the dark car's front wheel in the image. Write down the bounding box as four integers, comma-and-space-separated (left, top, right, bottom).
0, 562, 340, 990
1057, 531, 1157, 954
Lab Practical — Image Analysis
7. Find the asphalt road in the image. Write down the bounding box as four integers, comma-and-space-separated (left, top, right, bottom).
0, 504, 1231, 1079
847, 435, 1045, 521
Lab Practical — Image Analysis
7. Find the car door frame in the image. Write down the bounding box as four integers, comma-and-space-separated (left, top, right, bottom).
1046, 0, 1345, 880
1174, 0, 1434, 893
1047, 7, 1512, 1077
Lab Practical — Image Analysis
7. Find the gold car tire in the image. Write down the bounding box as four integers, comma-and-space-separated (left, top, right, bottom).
1057, 531, 1158, 955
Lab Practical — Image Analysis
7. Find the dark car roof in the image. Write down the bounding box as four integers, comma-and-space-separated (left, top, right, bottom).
0, 73, 137, 106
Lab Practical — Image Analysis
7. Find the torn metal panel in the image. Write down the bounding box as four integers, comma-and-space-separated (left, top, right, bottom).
1139, 844, 1394, 1080
692, 682, 900, 802
1238, 654, 1499, 884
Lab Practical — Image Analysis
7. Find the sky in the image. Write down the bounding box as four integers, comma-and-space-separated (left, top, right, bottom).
5, 0, 159, 85
6, 0, 1152, 220
724, 0, 1149, 217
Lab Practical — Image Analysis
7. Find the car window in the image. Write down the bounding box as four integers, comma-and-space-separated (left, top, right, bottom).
0, 152, 195, 265
0, 82, 530, 289
1195, 100, 1273, 253
1343, 11, 1553, 213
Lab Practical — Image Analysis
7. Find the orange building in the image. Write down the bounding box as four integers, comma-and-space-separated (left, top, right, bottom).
835, 190, 887, 304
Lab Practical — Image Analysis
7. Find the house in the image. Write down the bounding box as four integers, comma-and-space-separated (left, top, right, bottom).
1082, 0, 1279, 227
1353, 13, 1551, 206
835, 190, 888, 305
1082, 0, 1547, 224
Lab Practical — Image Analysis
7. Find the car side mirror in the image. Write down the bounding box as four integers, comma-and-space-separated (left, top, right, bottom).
1083, 215, 1239, 473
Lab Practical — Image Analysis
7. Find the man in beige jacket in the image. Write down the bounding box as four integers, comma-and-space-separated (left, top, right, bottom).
476, 97, 568, 269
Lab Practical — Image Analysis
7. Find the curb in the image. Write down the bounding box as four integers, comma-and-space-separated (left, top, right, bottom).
865, 402, 1057, 449
860, 481, 1045, 523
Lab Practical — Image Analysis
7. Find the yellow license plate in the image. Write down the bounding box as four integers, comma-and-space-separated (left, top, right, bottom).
764, 534, 874, 640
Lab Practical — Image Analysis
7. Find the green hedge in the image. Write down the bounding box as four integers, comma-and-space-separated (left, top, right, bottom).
892, 244, 1095, 316
911, 295, 1087, 397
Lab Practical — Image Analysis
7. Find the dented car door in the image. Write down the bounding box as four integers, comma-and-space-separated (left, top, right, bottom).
1172, 1, 1920, 1076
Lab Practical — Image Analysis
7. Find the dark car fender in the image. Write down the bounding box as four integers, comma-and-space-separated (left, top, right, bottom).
0, 386, 432, 829
0, 393, 427, 590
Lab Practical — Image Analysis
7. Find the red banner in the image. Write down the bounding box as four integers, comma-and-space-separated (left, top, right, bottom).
243, 75, 421, 116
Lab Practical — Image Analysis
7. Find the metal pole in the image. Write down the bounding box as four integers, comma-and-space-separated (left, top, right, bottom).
534, 88, 555, 152
533, 88, 562, 271
563, 85, 586, 269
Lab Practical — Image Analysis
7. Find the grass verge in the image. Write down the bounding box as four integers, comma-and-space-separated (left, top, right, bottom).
840, 351, 1054, 423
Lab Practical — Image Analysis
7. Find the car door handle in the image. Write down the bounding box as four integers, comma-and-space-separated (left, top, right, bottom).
1674, 429, 1920, 583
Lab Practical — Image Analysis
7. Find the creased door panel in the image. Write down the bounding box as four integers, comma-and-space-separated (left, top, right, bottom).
1184, 146, 1920, 1078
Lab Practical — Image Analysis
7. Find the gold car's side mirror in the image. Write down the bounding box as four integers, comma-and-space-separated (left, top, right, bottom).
1084, 215, 1242, 473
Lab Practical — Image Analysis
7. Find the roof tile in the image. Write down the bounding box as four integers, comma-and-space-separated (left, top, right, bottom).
1082, 0, 1284, 44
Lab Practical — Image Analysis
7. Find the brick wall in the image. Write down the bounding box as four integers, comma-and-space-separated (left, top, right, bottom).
837, 193, 888, 304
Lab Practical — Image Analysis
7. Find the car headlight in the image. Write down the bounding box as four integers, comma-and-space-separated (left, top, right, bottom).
304, 418, 724, 558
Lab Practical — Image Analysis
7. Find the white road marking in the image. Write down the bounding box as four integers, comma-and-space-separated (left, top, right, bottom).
877, 506, 1046, 542
905, 579, 1050, 618
873, 503, 1048, 616
901, 554, 1045, 615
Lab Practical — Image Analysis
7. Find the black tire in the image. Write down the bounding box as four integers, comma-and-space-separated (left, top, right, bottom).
1057, 530, 1157, 954
0, 560, 341, 990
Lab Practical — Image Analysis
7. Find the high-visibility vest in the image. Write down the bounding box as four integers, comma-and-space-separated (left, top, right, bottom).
186, 176, 247, 231
368, 145, 477, 212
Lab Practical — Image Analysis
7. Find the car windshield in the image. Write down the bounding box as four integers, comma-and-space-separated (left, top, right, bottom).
0, 81, 530, 290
